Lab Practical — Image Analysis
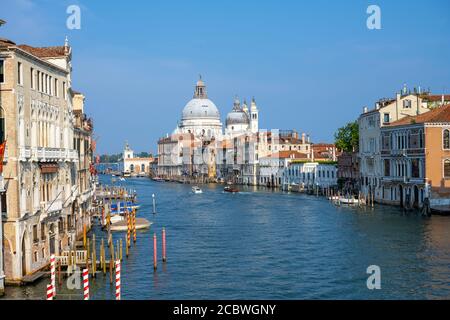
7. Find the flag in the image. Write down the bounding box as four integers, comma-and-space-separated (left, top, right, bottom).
0, 140, 6, 174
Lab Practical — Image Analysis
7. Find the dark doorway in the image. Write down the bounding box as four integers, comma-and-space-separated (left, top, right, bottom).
21, 234, 27, 276
399, 185, 404, 208
413, 186, 419, 208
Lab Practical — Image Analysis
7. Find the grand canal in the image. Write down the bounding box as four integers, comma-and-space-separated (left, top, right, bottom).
3, 175, 450, 300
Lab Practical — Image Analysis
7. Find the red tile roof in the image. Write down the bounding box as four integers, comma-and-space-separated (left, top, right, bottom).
17, 44, 67, 58
421, 94, 450, 102
387, 104, 450, 126
267, 151, 309, 159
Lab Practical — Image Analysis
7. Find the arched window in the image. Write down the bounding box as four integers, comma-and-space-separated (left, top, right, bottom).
444, 159, 450, 178
141, 164, 145, 172
130, 164, 134, 172
443, 129, 450, 149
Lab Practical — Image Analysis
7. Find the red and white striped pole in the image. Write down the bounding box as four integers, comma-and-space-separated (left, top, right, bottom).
153, 233, 157, 270
46, 284, 53, 300
50, 254, 56, 298
82, 268, 89, 300
115, 260, 121, 300
162, 228, 167, 262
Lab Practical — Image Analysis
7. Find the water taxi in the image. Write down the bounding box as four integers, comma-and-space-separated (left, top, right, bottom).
224, 186, 239, 193
192, 186, 203, 194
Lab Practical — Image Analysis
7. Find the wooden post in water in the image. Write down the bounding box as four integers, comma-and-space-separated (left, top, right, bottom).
83, 224, 87, 249
86, 237, 90, 263
162, 228, 167, 263
153, 233, 157, 270
91, 253, 95, 277
371, 191, 375, 208
125, 235, 129, 258
120, 239, 123, 261
58, 260, 62, 285
152, 194, 156, 214
109, 241, 115, 285
92, 234, 97, 277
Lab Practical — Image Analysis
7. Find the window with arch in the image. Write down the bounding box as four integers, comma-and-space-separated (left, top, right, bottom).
443, 129, 450, 149
130, 164, 134, 172
445, 159, 450, 178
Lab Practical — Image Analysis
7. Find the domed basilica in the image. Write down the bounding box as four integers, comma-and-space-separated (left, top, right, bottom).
174, 76, 259, 139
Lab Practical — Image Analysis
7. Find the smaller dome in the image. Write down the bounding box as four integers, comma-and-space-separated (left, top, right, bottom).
226, 109, 250, 126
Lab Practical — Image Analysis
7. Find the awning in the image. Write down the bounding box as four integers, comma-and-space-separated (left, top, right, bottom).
39, 162, 59, 174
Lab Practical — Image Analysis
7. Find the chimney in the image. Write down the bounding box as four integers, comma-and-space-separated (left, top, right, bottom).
301, 133, 306, 144
375, 102, 380, 110
363, 106, 368, 113
442, 94, 445, 106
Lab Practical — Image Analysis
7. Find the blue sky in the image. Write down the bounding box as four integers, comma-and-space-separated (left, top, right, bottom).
1, 0, 450, 154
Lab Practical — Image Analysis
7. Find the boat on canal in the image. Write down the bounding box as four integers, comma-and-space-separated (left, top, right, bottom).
192, 186, 203, 194
224, 186, 239, 193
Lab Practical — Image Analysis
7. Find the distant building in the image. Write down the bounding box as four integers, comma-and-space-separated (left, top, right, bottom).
156, 77, 315, 185
380, 104, 450, 209
123, 142, 154, 176
284, 161, 338, 191
258, 151, 308, 187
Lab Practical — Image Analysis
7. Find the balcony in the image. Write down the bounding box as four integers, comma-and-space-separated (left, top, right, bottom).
42, 199, 63, 214
19, 147, 78, 162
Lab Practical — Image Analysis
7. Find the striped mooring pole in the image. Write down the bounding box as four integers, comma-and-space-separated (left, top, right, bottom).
83, 269, 89, 300
162, 228, 167, 262
115, 260, 121, 300
46, 284, 53, 300
50, 254, 56, 298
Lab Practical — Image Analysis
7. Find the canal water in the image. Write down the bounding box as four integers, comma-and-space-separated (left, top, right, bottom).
3, 175, 450, 299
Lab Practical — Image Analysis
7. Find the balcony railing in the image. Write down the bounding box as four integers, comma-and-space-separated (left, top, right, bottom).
42, 199, 63, 214
19, 147, 79, 162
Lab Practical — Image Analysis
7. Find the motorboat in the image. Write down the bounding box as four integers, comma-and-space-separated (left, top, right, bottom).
224, 186, 239, 193
192, 186, 203, 194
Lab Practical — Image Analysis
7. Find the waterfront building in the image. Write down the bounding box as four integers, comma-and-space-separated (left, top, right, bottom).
379, 104, 450, 209
284, 160, 338, 191
0, 37, 94, 283
337, 151, 360, 192
72, 91, 95, 232
0, 173, 4, 295
123, 142, 154, 176
358, 86, 449, 202
258, 151, 308, 187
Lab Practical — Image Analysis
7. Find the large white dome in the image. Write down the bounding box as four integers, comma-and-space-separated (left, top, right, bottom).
182, 98, 220, 121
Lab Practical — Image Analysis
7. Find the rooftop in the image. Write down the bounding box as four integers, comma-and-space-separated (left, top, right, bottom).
17, 44, 68, 58
387, 104, 450, 126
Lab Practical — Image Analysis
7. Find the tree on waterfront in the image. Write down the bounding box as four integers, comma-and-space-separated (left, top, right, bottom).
99, 153, 122, 163
334, 121, 359, 152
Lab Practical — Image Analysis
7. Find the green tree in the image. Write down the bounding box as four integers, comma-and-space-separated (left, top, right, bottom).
334, 121, 359, 152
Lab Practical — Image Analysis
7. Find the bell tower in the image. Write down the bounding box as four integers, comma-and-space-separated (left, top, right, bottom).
250, 97, 259, 133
